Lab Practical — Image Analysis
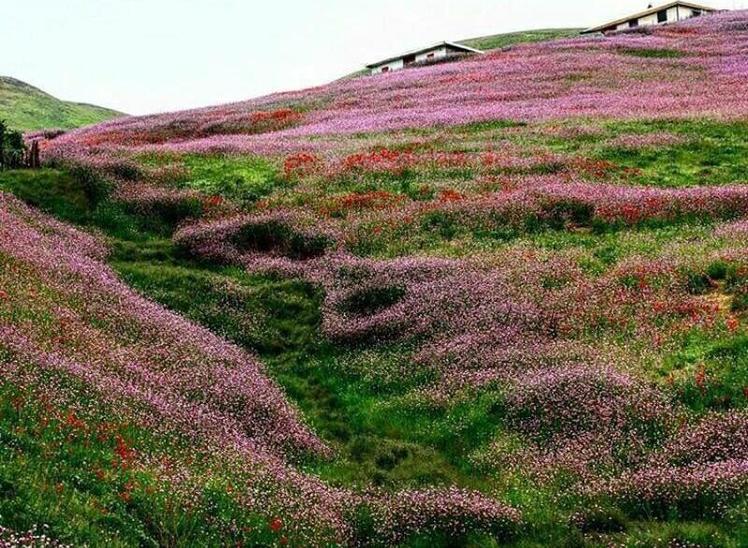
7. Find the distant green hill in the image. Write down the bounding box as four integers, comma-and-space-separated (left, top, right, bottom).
0, 76, 124, 132
458, 28, 583, 51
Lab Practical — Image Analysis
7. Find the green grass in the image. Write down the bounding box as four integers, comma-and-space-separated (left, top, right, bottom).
0, 76, 123, 132
458, 28, 583, 51
596, 120, 748, 188
618, 48, 685, 59
0, 168, 92, 222
662, 329, 748, 413
138, 153, 282, 205
448, 119, 748, 189
182, 154, 281, 204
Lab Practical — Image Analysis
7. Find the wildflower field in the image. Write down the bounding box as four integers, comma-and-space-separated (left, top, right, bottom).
4, 10, 748, 547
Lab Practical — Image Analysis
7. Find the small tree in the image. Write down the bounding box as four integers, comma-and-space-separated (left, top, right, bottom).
0, 120, 27, 170
0, 120, 5, 170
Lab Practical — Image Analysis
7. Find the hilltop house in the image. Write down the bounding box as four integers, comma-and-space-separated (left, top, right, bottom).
581, 1, 717, 34
366, 41, 483, 75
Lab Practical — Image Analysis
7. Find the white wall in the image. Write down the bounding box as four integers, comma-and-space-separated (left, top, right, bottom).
415, 46, 448, 63
614, 4, 711, 31
370, 58, 405, 75
370, 46, 450, 74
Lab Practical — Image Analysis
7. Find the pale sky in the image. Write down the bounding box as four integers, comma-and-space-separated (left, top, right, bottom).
2, 0, 744, 115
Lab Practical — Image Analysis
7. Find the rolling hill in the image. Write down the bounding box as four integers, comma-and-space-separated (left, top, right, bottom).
2, 10, 748, 547
0, 76, 123, 131
458, 27, 583, 51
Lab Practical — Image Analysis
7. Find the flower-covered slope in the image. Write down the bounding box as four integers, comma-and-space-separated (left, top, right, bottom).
43, 10, 748, 158
5, 9, 748, 547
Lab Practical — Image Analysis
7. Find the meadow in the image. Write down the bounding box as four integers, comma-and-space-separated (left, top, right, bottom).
2, 10, 748, 547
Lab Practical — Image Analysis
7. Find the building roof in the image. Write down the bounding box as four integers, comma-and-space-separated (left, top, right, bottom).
581, 1, 717, 34
365, 41, 484, 69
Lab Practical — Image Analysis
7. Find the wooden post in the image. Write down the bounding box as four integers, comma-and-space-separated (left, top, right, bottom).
28, 140, 40, 169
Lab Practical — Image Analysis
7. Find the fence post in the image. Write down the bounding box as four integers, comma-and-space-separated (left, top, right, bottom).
29, 140, 40, 169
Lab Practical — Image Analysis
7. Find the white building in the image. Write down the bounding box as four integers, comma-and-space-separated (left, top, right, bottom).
581, 1, 717, 34
366, 41, 483, 75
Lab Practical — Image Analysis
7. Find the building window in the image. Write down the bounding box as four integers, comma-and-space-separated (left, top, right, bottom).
657, 10, 668, 23
692, 9, 702, 16
427, 53, 435, 59
382, 66, 390, 73
629, 18, 639, 28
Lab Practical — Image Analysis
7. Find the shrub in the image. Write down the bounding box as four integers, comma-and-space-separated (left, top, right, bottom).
339, 285, 406, 316
68, 164, 112, 205
232, 220, 329, 260
0, 120, 26, 170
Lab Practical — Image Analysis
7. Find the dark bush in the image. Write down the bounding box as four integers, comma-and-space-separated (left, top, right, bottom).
570, 505, 627, 534
340, 285, 406, 316
69, 164, 112, 205
232, 221, 329, 260
540, 199, 594, 229
125, 197, 204, 230
0, 120, 26, 170
43, 129, 66, 140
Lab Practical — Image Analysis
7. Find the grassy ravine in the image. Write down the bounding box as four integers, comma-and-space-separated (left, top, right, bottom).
3, 119, 748, 546
0, 76, 122, 131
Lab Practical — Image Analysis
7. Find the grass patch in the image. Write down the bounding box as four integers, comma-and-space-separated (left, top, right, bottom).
661, 329, 748, 412
597, 120, 748, 187
182, 154, 281, 204
138, 153, 282, 204
459, 28, 583, 51
0, 169, 93, 224
618, 48, 684, 58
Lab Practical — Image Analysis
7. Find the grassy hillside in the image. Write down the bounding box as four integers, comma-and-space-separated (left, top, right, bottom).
2, 9, 748, 547
0, 76, 123, 131
458, 27, 583, 51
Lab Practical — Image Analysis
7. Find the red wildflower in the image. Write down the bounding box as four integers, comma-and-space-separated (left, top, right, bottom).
335, 191, 400, 212
0, 289, 8, 300
283, 152, 321, 179
65, 411, 86, 431
114, 434, 135, 468
269, 517, 283, 533
695, 365, 707, 393
119, 481, 134, 503
250, 108, 301, 128
205, 195, 223, 207
11, 395, 24, 413
439, 189, 465, 202
727, 315, 740, 333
